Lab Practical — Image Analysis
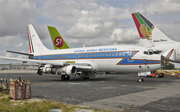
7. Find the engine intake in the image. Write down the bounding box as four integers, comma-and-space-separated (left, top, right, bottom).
59, 65, 77, 75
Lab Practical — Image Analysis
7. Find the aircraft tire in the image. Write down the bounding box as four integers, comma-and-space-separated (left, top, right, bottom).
160, 73, 164, 78
138, 78, 144, 83
65, 75, 70, 80
37, 69, 42, 75
155, 73, 160, 78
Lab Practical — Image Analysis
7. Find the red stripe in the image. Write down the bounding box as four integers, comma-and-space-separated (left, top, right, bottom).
131, 13, 144, 38
166, 49, 174, 59
27, 26, 32, 53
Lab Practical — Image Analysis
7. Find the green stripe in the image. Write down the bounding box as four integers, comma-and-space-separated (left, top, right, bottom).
65, 61, 75, 63
134, 13, 151, 31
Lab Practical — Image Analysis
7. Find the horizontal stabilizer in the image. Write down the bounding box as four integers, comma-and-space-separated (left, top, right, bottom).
6, 50, 34, 56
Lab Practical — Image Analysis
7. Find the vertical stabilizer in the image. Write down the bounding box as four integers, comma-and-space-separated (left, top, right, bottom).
48, 26, 69, 49
27, 24, 49, 53
132, 12, 174, 47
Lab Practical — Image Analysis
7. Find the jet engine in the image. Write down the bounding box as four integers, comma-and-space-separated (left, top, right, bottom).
37, 64, 77, 75
58, 65, 77, 75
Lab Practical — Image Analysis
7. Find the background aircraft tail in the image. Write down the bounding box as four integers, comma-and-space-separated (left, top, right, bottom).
27, 24, 49, 53
48, 26, 69, 50
131, 12, 174, 47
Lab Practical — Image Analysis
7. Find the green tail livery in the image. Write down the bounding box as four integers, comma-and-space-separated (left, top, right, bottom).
48, 26, 69, 49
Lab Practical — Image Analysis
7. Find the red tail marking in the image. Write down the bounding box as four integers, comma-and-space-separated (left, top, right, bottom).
27, 26, 32, 53
131, 13, 144, 38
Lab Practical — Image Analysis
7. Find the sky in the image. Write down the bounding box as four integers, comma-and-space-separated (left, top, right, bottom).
0, 0, 180, 66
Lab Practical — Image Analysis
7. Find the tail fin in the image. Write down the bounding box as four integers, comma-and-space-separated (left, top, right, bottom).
48, 26, 69, 49
27, 24, 49, 53
132, 12, 174, 47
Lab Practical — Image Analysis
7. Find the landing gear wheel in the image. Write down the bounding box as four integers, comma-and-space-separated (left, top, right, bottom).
37, 69, 42, 75
65, 75, 70, 80
155, 73, 160, 78
160, 73, 164, 78
61, 75, 70, 80
138, 78, 144, 83
61, 75, 65, 81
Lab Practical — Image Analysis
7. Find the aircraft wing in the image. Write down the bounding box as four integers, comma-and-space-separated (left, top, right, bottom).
0, 56, 92, 70
0, 56, 64, 66
161, 49, 175, 62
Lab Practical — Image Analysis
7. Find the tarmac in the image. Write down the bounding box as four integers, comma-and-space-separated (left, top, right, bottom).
0, 70, 180, 111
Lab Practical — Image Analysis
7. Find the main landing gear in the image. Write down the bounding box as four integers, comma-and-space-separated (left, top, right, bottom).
61, 75, 70, 81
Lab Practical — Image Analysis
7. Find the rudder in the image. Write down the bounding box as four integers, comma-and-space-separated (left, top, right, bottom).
27, 24, 49, 53
132, 12, 174, 47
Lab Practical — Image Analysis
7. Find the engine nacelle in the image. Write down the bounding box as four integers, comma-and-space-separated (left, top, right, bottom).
41, 64, 56, 74
58, 65, 77, 75
38, 65, 77, 75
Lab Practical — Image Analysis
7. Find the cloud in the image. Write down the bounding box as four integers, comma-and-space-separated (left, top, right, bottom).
110, 27, 139, 44
65, 18, 118, 38
0, 0, 38, 37
13, 42, 23, 48
39, 0, 81, 25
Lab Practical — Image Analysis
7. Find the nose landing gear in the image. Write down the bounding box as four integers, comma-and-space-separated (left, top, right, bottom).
138, 78, 144, 83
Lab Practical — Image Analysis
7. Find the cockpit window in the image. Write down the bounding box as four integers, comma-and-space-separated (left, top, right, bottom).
149, 51, 153, 55
144, 51, 148, 55
153, 51, 162, 54
144, 49, 154, 55
148, 49, 154, 55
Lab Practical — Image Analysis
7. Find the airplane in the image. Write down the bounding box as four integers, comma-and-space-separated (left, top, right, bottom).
0, 24, 167, 83
48, 26, 69, 50
132, 12, 179, 63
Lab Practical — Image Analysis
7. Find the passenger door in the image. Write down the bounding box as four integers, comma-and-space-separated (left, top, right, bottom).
127, 48, 134, 62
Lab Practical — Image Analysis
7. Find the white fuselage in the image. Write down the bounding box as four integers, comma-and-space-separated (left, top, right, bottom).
151, 42, 180, 62
33, 45, 161, 73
